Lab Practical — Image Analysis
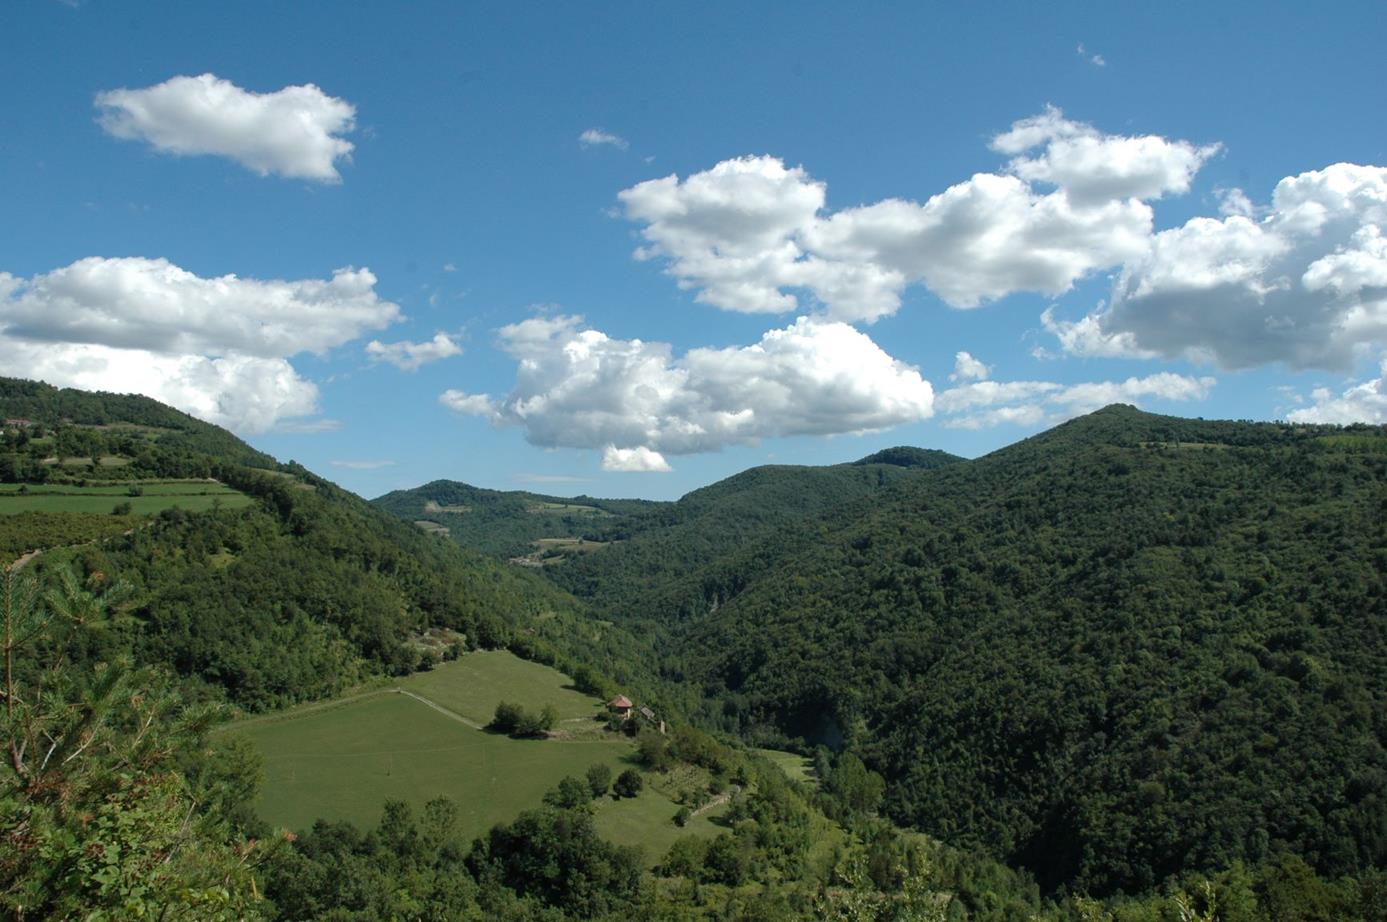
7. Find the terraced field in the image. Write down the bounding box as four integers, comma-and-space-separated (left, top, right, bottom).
0, 480, 251, 515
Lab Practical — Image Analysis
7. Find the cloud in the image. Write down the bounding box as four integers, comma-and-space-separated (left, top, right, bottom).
0, 338, 319, 434
513, 473, 589, 484
1076, 43, 1106, 67
1287, 356, 1387, 423
95, 73, 356, 182
618, 109, 1216, 321
602, 446, 671, 472
579, 128, 629, 150
950, 351, 990, 381
329, 459, 397, 470
438, 390, 495, 416
991, 105, 1219, 206
440, 314, 933, 463
1049, 163, 1387, 371
274, 417, 343, 434
1, 258, 397, 358
366, 332, 462, 371
936, 371, 1216, 429
1040, 305, 1157, 359
0, 257, 400, 433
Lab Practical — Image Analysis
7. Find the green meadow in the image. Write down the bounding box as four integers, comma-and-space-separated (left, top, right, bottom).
398, 649, 601, 724
0, 480, 251, 515
230, 652, 728, 860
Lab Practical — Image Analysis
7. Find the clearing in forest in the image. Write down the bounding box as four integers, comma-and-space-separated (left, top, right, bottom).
230, 651, 730, 859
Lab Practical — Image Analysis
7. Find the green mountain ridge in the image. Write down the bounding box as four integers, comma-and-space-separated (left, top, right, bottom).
661, 405, 1387, 894
373, 405, 1387, 897
0, 378, 604, 711
8, 380, 1387, 918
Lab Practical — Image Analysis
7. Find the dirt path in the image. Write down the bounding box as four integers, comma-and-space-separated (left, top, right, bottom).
393, 688, 486, 730
217, 688, 397, 731
9, 548, 42, 571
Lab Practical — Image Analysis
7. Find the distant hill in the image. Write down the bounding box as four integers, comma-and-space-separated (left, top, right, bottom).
852, 445, 965, 469
537, 459, 952, 626
661, 406, 1387, 894
372, 479, 660, 558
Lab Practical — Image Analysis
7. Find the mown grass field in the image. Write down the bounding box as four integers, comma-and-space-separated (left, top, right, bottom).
398, 650, 602, 724
0, 481, 251, 515
234, 692, 635, 839
229, 652, 726, 860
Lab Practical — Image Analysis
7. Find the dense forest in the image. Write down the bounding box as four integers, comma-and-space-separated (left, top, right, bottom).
379, 405, 1387, 908
4, 378, 1385, 919
517, 407, 1387, 898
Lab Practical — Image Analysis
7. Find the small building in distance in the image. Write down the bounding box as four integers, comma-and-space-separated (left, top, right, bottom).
606, 695, 633, 720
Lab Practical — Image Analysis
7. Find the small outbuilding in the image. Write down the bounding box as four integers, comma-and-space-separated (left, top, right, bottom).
606, 695, 633, 719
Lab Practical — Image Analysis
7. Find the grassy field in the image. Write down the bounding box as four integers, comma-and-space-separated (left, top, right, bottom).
228, 652, 722, 859
398, 650, 603, 724
0, 481, 251, 516
233, 692, 635, 838
592, 784, 727, 861
754, 748, 816, 785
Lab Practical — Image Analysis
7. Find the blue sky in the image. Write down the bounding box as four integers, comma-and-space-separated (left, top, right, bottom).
3, 1, 1385, 499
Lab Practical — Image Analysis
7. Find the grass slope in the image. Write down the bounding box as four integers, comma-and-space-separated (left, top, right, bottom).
232, 652, 724, 860
0, 481, 250, 515
236, 692, 633, 837
399, 650, 602, 724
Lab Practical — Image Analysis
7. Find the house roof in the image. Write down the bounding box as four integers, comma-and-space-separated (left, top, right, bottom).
607, 695, 633, 709
638, 706, 656, 720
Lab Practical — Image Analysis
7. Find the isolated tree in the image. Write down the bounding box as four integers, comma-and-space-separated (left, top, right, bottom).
490, 700, 524, 734
614, 768, 644, 798
544, 775, 592, 811
586, 762, 613, 798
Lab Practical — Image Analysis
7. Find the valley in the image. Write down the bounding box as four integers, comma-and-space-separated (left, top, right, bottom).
3, 377, 1385, 920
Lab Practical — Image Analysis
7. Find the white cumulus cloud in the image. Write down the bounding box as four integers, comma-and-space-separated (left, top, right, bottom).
366, 332, 462, 371
440, 314, 934, 465
0, 338, 319, 434
618, 109, 1216, 322
579, 128, 629, 150
438, 390, 495, 416
950, 351, 990, 381
602, 446, 671, 472
1048, 163, 1387, 371
96, 73, 356, 182
0, 257, 400, 433
936, 371, 1216, 429
1287, 355, 1387, 424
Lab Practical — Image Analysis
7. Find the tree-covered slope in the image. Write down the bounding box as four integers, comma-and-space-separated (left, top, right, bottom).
547, 457, 962, 624
372, 479, 660, 558
0, 375, 276, 469
664, 406, 1387, 895
1, 379, 595, 711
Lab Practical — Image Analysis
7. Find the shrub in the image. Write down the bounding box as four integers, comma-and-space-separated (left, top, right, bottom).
613, 768, 644, 798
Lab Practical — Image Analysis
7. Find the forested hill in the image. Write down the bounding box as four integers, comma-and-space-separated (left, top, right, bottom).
0, 375, 276, 468
542, 456, 963, 622
372, 453, 965, 627
662, 405, 1387, 895
372, 479, 660, 557
0, 379, 603, 712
